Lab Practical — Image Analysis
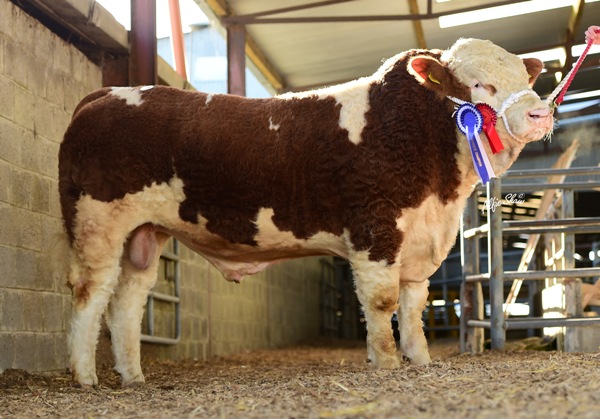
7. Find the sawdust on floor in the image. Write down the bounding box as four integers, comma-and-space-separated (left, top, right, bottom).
1, 338, 600, 418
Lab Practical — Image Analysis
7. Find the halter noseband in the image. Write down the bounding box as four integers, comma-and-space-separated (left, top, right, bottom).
448, 89, 540, 141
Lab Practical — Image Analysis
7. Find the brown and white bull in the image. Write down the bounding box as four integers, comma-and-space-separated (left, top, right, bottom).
58, 38, 553, 388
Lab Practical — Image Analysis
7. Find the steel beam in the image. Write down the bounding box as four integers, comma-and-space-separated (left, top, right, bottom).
130, 0, 157, 86
227, 23, 246, 96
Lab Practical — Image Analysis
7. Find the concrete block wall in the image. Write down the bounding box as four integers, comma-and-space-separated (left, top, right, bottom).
142, 242, 325, 362
0, 0, 102, 372
1, 0, 326, 373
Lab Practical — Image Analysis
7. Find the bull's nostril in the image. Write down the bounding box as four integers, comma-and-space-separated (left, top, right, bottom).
528, 109, 551, 120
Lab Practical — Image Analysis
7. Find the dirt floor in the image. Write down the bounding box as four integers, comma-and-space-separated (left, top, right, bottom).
1, 338, 600, 419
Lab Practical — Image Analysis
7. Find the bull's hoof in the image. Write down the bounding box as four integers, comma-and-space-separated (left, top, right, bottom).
122, 380, 145, 388
122, 374, 145, 388
73, 372, 98, 389
369, 354, 400, 369
403, 352, 431, 366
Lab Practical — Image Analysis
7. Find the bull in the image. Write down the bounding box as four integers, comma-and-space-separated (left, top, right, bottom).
58, 38, 553, 388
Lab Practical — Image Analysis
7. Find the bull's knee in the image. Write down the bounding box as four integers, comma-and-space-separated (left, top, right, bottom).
352, 260, 401, 369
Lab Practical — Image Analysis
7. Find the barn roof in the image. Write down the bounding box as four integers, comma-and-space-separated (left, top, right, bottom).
197, 0, 600, 123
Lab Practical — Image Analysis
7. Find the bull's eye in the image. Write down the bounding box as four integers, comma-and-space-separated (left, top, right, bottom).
472, 82, 497, 96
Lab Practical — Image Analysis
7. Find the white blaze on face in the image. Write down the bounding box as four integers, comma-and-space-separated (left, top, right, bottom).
205, 93, 214, 105
110, 86, 152, 106
442, 39, 552, 142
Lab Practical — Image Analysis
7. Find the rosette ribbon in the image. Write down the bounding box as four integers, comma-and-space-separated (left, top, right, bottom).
455, 103, 496, 184
476, 103, 504, 154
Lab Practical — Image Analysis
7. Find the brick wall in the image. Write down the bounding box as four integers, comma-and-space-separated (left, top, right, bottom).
0, 0, 102, 372
0, 0, 325, 373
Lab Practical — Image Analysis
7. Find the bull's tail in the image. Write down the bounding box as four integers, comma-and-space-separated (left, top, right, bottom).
59, 88, 112, 243
46, 230, 72, 288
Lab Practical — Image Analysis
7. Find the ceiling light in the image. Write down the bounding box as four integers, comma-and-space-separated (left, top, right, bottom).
519, 47, 566, 65
439, 0, 598, 29
563, 89, 600, 101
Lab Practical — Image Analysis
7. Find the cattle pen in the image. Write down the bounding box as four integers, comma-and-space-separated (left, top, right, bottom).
3, 1, 600, 418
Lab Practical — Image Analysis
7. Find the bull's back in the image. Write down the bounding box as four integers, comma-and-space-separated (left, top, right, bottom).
58, 86, 349, 244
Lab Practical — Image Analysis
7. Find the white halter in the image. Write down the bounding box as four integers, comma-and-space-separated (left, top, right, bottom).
448, 89, 540, 141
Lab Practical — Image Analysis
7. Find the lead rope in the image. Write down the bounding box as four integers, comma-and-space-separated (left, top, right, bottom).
546, 37, 595, 109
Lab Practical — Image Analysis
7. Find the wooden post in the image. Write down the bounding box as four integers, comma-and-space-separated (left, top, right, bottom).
130, 0, 157, 86
227, 24, 246, 96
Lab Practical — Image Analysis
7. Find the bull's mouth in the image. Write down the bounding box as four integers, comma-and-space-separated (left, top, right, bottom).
516, 119, 555, 143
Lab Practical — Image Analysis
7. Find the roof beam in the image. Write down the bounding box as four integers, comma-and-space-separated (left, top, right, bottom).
564, 0, 586, 70
407, 0, 427, 49
221, 0, 524, 24
201, 0, 285, 92
235, 0, 356, 19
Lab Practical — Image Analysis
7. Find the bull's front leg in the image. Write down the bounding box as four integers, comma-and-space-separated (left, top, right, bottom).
398, 280, 431, 365
351, 258, 400, 369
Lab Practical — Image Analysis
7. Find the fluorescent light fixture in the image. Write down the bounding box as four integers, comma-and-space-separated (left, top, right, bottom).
519, 47, 566, 65
557, 99, 600, 113
563, 89, 600, 102
439, 0, 598, 29
573, 43, 600, 57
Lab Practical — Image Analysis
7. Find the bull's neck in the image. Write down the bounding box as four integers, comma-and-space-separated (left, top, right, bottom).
455, 128, 527, 194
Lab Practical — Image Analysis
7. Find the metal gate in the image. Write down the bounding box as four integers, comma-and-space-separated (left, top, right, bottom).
460, 167, 600, 352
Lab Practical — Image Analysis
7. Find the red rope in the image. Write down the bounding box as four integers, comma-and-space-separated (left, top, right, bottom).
554, 38, 594, 107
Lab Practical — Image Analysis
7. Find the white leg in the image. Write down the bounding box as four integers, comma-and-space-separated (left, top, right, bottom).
106, 231, 168, 387
68, 249, 122, 388
352, 257, 400, 369
398, 280, 431, 366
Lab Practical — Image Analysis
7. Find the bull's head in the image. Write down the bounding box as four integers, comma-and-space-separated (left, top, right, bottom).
409, 38, 554, 144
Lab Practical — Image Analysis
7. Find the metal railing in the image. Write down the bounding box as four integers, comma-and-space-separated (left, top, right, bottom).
460, 166, 600, 352
141, 239, 181, 345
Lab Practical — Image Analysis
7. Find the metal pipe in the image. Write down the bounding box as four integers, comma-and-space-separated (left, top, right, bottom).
460, 190, 483, 353
468, 317, 600, 329
488, 178, 506, 350
141, 239, 181, 345
505, 317, 600, 329
465, 267, 600, 282
169, 0, 188, 80
503, 166, 600, 178
464, 217, 600, 238
477, 181, 600, 193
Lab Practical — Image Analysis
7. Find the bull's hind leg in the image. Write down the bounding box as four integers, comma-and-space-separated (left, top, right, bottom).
106, 225, 169, 387
68, 221, 130, 387
398, 280, 431, 365
351, 257, 400, 369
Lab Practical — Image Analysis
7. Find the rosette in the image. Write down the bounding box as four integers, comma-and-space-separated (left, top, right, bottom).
454, 103, 496, 184
476, 103, 504, 154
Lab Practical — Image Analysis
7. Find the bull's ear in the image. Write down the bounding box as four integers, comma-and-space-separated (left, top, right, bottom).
408, 56, 452, 92
523, 58, 543, 87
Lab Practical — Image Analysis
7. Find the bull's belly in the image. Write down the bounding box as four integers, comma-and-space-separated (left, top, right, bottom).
167, 226, 347, 282
156, 206, 349, 282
